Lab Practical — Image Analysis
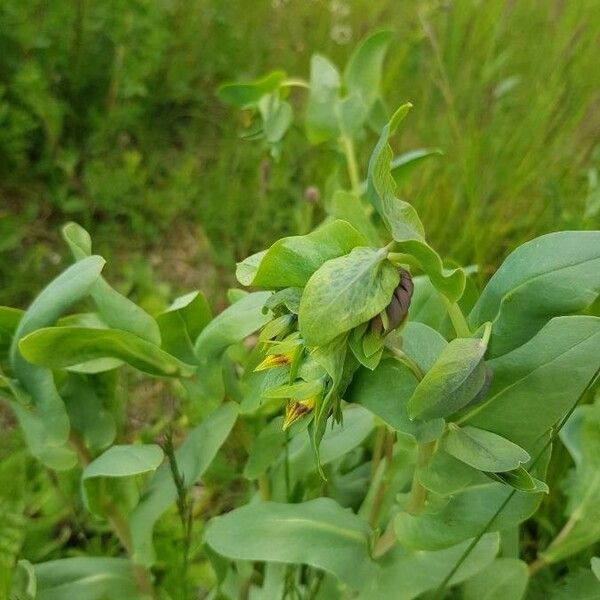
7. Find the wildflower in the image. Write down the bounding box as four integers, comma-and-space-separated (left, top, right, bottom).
283, 395, 317, 430
254, 351, 295, 371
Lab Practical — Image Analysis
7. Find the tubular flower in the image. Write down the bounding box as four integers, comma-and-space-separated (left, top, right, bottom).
282, 395, 317, 430
254, 351, 296, 372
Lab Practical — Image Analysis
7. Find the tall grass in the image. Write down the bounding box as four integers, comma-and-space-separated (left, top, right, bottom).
1, 0, 598, 304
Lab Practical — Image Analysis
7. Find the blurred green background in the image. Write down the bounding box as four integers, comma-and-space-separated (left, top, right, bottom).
1, 0, 599, 309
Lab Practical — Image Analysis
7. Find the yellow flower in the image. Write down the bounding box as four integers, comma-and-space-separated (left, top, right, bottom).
254, 350, 295, 372
282, 395, 317, 430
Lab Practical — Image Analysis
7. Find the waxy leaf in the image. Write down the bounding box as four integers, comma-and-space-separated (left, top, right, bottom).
395, 481, 543, 551
81, 444, 164, 517
486, 466, 548, 494
10, 256, 105, 459
442, 424, 530, 472
19, 327, 196, 377
394, 439, 551, 550
462, 558, 529, 600
130, 403, 238, 566
347, 359, 444, 443
464, 316, 600, 450
62, 223, 161, 345
156, 291, 211, 362
205, 498, 376, 588
237, 220, 366, 288
299, 247, 399, 347
367, 105, 465, 301
194, 292, 271, 399
399, 321, 448, 373
61, 373, 116, 451
33, 557, 146, 600
305, 54, 340, 143
217, 70, 286, 108
389, 147, 444, 182
407, 331, 489, 421
243, 417, 286, 480
344, 30, 393, 116
469, 231, 600, 356
359, 534, 499, 600
329, 191, 381, 246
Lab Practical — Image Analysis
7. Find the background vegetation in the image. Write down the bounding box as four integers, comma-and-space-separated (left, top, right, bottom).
1, 0, 599, 598
2, 0, 599, 308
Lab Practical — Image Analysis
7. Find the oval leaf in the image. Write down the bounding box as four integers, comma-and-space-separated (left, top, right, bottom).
19, 327, 196, 377
442, 424, 530, 472
469, 231, 600, 357
236, 220, 366, 288
299, 247, 399, 347
407, 332, 489, 421
205, 498, 376, 589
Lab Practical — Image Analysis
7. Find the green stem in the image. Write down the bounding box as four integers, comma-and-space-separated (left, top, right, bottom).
341, 135, 361, 196
441, 295, 471, 338
405, 441, 436, 515
389, 347, 424, 381
368, 429, 396, 528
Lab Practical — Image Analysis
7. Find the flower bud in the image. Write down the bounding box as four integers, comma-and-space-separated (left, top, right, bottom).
371, 268, 414, 334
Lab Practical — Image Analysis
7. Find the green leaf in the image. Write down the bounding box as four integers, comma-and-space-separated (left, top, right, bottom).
486, 466, 548, 494
464, 316, 600, 450
81, 444, 164, 517
33, 557, 146, 600
61, 373, 116, 451
243, 417, 286, 480
62, 222, 161, 345
367, 105, 465, 301
442, 424, 530, 472
592, 558, 600, 582
389, 147, 444, 182
344, 30, 394, 117
10, 256, 105, 455
399, 321, 448, 373
205, 498, 376, 589
271, 405, 374, 498
329, 191, 381, 246
156, 291, 211, 362
19, 327, 196, 377
394, 437, 551, 550
217, 70, 286, 108
418, 449, 483, 497
395, 481, 543, 551
130, 403, 238, 566
359, 534, 499, 600
407, 275, 448, 331
0, 377, 77, 470
259, 95, 293, 144
193, 292, 271, 400
236, 220, 366, 288
469, 231, 600, 357
407, 331, 490, 421
305, 54, 340, 144
462, 558, 529, 600
551, 569, 600, 600
346, 359, 444, 443
299, 247, 399, 347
